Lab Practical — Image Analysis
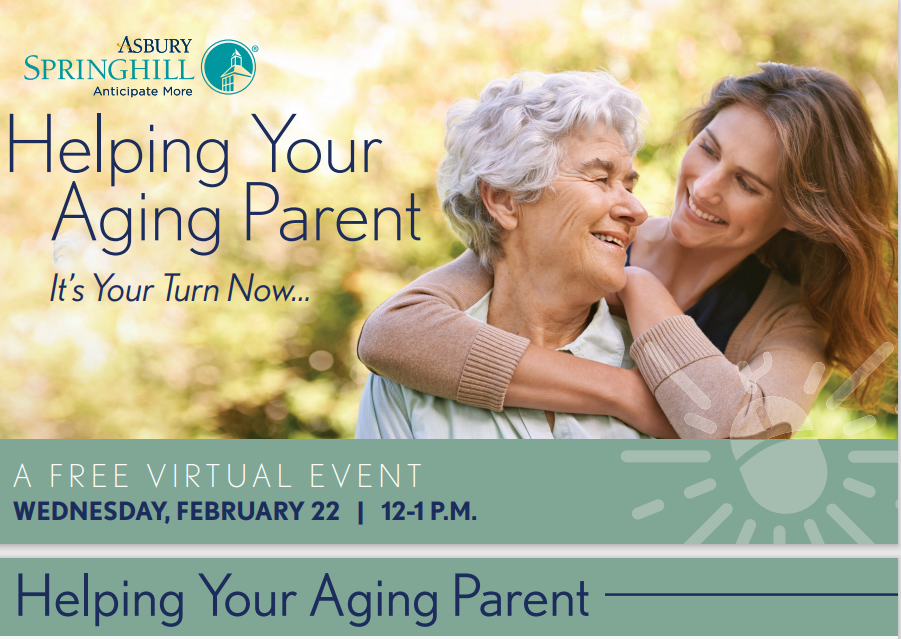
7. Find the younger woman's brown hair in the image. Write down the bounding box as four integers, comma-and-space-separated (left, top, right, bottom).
683, 62, 897, 414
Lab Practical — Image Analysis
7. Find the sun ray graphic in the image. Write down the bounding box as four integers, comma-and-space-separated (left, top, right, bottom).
790, 361, 827, 439
773, 525, 786, 544
804, 519, 824, 544
684, 478, 716, 499
685, 504, 732, 543
804, 362, 826, 394
684, 413, 717, 434
849, 451, 897, 463
736, 519, 756, 543
632, 500, 664, 520
826, 504, 874, 544
842, 415, 876, 437
843, 478, 876, 498
826, 343, 894, 410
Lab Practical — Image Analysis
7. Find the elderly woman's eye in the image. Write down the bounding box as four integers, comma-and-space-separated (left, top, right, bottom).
595, 177, 608, 185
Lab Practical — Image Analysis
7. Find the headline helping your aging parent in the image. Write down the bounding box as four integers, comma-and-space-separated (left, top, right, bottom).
8, 113, 421, 257
15, 571, 590, 629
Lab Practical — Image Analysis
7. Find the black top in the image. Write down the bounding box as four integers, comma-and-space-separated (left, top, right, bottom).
624, 245, 771, 353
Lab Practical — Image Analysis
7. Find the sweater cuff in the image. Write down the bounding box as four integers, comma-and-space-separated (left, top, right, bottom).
457, 323, 530, 412
630, 315, 721, 391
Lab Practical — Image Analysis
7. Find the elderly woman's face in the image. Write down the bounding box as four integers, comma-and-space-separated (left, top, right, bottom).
516, 124, 647, 302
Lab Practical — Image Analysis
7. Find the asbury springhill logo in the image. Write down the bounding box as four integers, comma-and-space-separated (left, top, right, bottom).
201, 39, 256, 95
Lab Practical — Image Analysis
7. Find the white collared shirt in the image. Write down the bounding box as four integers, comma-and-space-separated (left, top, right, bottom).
356, 291, 642, 439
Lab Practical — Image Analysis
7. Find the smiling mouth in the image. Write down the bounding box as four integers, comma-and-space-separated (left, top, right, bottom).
688, 193, 727, 224
591, 233, 626, 248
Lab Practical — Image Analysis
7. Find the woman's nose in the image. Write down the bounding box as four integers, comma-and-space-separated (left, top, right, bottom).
610, 190, 648, 227
693, 167, 723, 204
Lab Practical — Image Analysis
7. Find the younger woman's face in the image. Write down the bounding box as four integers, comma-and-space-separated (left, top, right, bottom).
670, 104, 795, 251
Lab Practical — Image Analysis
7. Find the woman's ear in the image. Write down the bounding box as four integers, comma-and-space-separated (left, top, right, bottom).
480, 181, 518, 231
783, 218, 798, 232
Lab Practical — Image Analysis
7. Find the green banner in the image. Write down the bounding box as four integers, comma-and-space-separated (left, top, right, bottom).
2, 440, 896, 544
1, 558, 896, 636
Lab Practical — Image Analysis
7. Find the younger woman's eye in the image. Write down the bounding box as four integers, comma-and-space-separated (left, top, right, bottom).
737, 175, 758, 195
699, 141, 716, 156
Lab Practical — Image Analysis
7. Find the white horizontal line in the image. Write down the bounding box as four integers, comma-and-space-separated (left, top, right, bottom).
0, 544, 897, 559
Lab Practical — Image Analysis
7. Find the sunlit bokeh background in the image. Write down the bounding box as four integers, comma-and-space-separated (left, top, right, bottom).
0, 0, 896, 438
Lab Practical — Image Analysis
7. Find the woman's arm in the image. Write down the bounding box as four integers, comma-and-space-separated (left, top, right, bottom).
357, 251, 677, 437
619, 267, 828, 439
506, 346, 676, 437
357, 250, 526, 410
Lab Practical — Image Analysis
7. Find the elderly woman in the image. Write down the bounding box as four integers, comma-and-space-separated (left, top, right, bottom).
356, 71, 662, 439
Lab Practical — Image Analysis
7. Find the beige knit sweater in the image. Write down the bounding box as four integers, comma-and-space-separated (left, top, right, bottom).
357, 250, 830, 438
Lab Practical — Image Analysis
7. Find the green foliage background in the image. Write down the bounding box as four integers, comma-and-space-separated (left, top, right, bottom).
0, 0, 896, 438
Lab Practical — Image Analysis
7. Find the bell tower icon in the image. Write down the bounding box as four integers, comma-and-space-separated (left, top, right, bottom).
220, 47, 253, 93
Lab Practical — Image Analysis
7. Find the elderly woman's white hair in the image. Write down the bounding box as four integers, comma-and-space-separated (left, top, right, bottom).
438, 71, 647, 270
